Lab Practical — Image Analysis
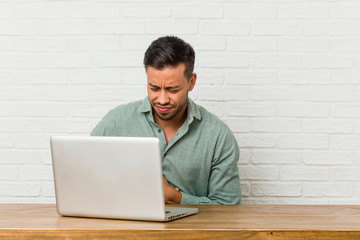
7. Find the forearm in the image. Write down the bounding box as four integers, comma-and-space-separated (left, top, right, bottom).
180, 191, 240, 205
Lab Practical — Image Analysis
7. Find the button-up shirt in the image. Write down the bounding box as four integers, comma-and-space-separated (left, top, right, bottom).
91, 97, 241, 204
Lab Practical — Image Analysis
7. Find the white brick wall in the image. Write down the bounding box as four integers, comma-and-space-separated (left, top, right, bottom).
1, 0, 360, 205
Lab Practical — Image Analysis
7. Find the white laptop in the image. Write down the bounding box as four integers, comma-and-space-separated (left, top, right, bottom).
50, 136, 198, 222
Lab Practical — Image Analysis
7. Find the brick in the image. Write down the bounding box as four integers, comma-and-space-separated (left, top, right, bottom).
250, 55, 302, 69
252, 118, 301, 133
228, 102, 277, 117
42, 119, 93, 134
355, 120, 360, 134
200, 53, 249, 68
0, 55, 40, 69
279, 38, 329, 52
0, 21, 40, 35
201, 21, 250, 35
121, 36, 156, 50
0, 182, 40, 197
0, 37, 15, 51
70, 103, 116, 118
331, 5, 360, 19
328, 198, 360, 205
223, 118, 251, 133
0, 166, 17, 180
182, 36, 226, 51
120, 68, 147, 85
68, 36, 120, 51
240, 166, 279, 180
0, 134, 15, 148
240, 197, 280, 205
227, 37, 277, 51
197, 85, 248, 101
252, 149, 302, 165
331, 38, 360, 51
252, 183, 302, 197
173, 4, 222, 19
69, 69, 120, 85
42, 20, 92, 35
276, 197, 327, 205
41, 54, 92, 68
0, 119, 40, 133
304, 86, 354, 101
41, 150, 52, 165
95, 21, 144, 34
330, 167, 360, 181
277, 134, 328, 149
196, 69, 224, 85
250, 86, 302, 101
95, 51, 143, 67
278, 5, 329, 19
94, 85, 146, 102
14, 3, 66, 19
303, 150, 353, 165
0, 86, 42, 101
278, 70, 329, 85
69, 3, 120, 18
19, 165, 53, 181
354, 183, 360, 197
252, 22, 301, 36
303, 119, 353, 134
303, 55, 353, 69
0, 72, 16, 84
355, 152, 360, 165
0, 150, 41, 164
196, 101, 225, 118
226, 71, 277, 85
146, 20, 198, 35
225, 4, 276, 19
304, 21, 355, 36
278, 103, 329, 118
303, 182, 352, 197
17, 103, 68, 117
280, 167, 328, 181
16, 134, 50, 149
330, 135, 360, 150
240, 182, 251, 197
235, 133, 276, 148
333, 104, 360, 118
239, 149, 251, 164
41, 182, 55, 197
0, 4, 14, 19
122, 6, 171, 18
0, 103, 15, 117
42, 86, 92, 102
17, 70, 67, 85
332, 71, 360, 84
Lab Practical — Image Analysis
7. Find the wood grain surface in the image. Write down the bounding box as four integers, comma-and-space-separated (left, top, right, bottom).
1, 204, 360, 239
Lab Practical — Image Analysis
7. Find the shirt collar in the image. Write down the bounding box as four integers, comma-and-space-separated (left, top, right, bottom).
138, 97, 202, 121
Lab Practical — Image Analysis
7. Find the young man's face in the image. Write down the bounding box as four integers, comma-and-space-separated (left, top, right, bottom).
146, 63, 196, 122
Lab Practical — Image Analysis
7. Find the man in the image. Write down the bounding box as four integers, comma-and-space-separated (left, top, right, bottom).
91, 36, 241, 205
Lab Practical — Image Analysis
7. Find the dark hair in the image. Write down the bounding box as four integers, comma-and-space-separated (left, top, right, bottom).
143, 36, 195, 80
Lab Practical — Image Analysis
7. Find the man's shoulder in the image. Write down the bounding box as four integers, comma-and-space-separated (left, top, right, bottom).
106, 99, 145, 119
196, 104, 230, 132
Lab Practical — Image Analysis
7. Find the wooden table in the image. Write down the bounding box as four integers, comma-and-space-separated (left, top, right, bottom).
1, 204, 360, 239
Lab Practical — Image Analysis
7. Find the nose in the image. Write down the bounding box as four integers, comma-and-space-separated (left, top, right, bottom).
158, 90, 170, 105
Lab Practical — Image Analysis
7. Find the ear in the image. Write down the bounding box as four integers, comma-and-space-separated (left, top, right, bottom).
187, 73, 197, 92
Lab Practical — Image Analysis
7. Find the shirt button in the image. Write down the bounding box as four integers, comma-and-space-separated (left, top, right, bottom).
158, 129, 161, 133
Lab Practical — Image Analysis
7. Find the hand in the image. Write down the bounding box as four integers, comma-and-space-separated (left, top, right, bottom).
163, 176, 182, 204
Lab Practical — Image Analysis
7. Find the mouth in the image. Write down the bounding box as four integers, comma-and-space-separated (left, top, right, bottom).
157, 106, 172, 113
